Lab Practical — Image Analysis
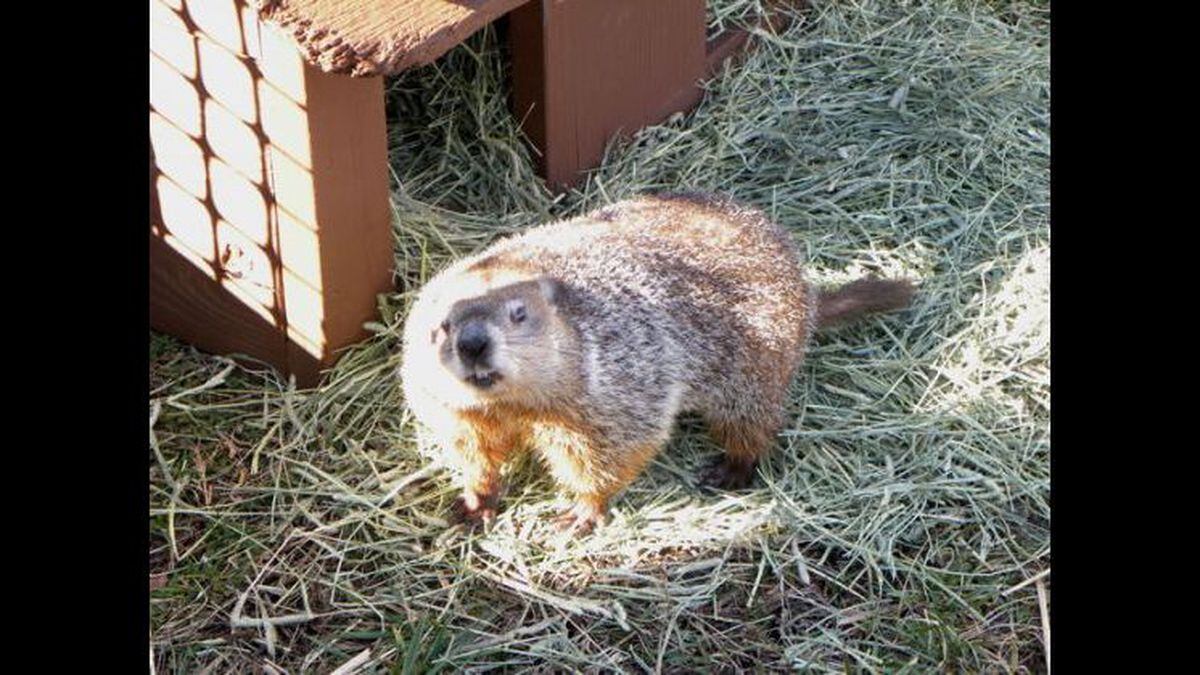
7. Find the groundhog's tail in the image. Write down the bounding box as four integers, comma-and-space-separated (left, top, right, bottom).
814, 277, 916, 330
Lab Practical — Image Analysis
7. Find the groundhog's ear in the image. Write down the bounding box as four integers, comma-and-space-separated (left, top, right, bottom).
537, 277, 566, 305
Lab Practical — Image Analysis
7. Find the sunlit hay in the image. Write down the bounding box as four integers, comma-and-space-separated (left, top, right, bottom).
919, 245, 1049, 419
150, 1, 1049, 671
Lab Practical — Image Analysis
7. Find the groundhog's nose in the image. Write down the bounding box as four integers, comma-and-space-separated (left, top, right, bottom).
455, 322, 491, 364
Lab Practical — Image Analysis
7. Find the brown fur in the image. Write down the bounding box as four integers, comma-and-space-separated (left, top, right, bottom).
400, 193, 914, 533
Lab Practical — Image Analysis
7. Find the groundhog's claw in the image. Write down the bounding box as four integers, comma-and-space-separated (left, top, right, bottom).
699, 457, 758, 491
552, 502, 606, 535
450, 493, 498, 528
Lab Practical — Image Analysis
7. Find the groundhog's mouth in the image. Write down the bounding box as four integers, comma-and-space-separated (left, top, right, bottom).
465, 371, 502, 389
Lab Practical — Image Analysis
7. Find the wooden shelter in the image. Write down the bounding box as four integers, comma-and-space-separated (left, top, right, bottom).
150, 0, 763, 385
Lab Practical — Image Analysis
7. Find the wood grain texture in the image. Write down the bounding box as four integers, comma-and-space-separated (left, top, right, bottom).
254, 0, 530, 76
510, 0, 708, 189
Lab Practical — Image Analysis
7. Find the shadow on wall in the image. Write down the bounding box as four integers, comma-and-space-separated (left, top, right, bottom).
150, 0, 391, 385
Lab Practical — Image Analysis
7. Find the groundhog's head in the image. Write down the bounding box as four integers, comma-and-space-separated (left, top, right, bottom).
401, 269, 574, 409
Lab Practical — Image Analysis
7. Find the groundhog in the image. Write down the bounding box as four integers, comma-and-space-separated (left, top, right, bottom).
400, 193, 913, 533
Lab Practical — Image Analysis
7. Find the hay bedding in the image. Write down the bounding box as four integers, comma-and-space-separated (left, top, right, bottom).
150, 1, 1049, 671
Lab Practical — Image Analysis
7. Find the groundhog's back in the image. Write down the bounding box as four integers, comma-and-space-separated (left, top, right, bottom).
490, 194, 806, 326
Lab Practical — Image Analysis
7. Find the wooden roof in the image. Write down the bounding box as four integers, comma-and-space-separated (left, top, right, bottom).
255, 0, 530, 77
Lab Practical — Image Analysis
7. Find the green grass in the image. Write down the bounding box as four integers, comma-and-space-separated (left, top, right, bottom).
149, 1, 1050, 671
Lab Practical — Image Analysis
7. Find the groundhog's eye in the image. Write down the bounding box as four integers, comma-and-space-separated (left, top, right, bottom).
509, 304, 527, 324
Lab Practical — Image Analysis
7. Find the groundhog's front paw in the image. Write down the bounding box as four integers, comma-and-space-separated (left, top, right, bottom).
699, 456, 758, 491
449, 492, 499, 528
552, 501, 607, 535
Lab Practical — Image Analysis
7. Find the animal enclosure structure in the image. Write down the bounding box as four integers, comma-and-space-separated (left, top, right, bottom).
150, 0, 765, 385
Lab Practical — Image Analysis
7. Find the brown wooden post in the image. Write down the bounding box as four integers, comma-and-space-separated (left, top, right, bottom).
509, 0, 708, 189
149, 0, 393, 385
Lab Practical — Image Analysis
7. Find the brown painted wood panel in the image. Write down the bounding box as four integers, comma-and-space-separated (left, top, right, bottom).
509, 0, 708, 189
150, 0, 393, 386
256, 0, 531, 76
150, 233, 291, 370
280, 37, 394, 384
